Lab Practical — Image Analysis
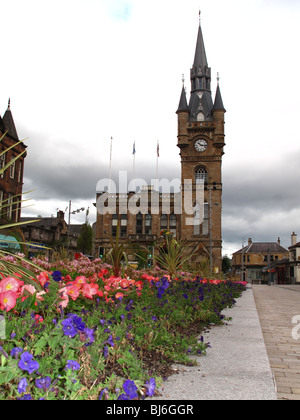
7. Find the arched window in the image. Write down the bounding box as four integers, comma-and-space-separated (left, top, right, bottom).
195, 166, 208, 184
197, 112, 205, 122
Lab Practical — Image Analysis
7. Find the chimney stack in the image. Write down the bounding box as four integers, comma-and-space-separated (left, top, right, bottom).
291, 232, 298, 246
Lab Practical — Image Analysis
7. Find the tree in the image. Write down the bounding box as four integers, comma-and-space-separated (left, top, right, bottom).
77, 223, 92, 255
222, 255, 231, 275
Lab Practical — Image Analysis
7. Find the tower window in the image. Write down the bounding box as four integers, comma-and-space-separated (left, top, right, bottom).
197, 112, 205, 122
195, 166, 208, 184
198, 78, 203, 89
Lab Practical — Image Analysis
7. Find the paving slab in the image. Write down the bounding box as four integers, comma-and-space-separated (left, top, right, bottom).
153, 287, 277, 400
252, 285, 300, 400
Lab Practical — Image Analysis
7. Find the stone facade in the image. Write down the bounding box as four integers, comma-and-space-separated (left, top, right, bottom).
0, 100, 27, 223
95, 20, 226, 273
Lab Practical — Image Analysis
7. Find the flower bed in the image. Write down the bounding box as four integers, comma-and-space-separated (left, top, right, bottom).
0, 256, 246, 400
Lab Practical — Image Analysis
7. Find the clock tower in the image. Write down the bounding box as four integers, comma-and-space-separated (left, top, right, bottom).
176, 17, 226, 274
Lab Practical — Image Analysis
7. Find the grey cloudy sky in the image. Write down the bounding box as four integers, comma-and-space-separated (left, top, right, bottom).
1, 0, 300, 256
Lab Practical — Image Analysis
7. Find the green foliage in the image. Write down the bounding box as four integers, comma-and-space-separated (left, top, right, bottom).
107, 223, 127, 277
77, 223, 93, 255
154, 235, 195, 278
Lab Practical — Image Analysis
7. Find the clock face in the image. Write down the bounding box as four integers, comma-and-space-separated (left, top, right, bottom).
194, 139, 208, 152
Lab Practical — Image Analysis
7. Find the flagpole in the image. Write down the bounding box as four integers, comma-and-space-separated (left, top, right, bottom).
132, 141, 136, 192
156, 140, 159, 191
109, 136, 113, 193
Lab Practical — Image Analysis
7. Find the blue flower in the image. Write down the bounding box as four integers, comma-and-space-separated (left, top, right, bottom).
103, 346, 109, 360
35, 376, 52, 390
107, 335, 114, 347
18, 352, 39, 374
18, 394, 32, 400
83, 327, 95, 344
118, 393, 130, 400
62, 314, 86, 338
145, 378, 156, 397
123, 379, 138, 399
65, 360, 80, 371
18, 378, 28, 394
62, 318, 78, 338
52, 271, 62, 282
11, 347, 23, 359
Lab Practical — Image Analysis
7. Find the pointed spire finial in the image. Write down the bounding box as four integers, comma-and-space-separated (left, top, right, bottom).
199, 10, 201, 25
217, 72, 220, 85
182, 74, 185, 86
7, 98, 11, 110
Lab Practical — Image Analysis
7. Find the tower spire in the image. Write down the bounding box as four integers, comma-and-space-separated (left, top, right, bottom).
189, 14, 213, 121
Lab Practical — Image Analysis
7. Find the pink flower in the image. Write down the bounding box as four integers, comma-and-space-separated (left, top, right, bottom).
37, 271, 50, 287
0, 277, 23, 294
115, 292, 124, 300
0, 291, 17, 311
74, 276, 86, 288
66, 284, 80, 301
82, 283, 99, 299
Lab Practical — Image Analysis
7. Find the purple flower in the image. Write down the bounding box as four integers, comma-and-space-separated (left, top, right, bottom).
18, 378, 28, 394
52, 271, 62, 282
123, 380, 138, 399
103, 346, 109, 360
62, 318, 78, 338
145, 378, 156, 397
11, 347, 23, 359
151, 316, 157, 322
118, 393, 130, 400
99, 387, 109, 400
62, 314, 86, 338
35, 376, 52, 390
71, 314, 86, 332
18, 352, 39, 374
65, 360, 80, 371
107, 335, 114, 347
18, 394, 32, 400
83, 327, 95, 344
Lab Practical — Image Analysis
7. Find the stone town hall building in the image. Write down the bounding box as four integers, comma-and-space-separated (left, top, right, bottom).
95, 19, 226, 273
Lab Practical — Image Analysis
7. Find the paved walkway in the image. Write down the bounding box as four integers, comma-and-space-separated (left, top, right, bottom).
153, 287, 277, 400
252, 285, 300, 400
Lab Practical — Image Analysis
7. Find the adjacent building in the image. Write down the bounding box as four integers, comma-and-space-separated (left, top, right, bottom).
232, 238, 289, 283
0, 100, 27, 223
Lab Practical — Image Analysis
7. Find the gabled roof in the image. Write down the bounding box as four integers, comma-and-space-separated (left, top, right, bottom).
289, 241, 300, 250
2, 100, 19, 141
234, 242, 289, 255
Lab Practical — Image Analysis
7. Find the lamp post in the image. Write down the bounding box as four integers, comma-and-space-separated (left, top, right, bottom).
241, 239, 245, 282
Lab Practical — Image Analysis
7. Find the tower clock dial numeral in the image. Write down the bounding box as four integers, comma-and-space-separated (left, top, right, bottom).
194, 139, 208, 152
